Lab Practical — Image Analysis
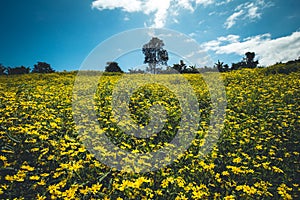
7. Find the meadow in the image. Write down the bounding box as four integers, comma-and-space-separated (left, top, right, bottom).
0, 68, 299, 199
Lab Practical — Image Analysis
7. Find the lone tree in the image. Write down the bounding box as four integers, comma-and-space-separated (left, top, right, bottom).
231, 52, 259, 70
142, 37, 168, 74
244, 52, 259, 68
32, 62, 55, 73
215, 60, 224, 72
104, 62, 123, 73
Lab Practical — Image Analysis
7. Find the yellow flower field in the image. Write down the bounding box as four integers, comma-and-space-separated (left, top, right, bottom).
0, 69, 299, 199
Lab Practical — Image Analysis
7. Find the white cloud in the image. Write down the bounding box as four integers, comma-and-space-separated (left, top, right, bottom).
92, 0, 233, 28
201, 31, 300, 66
247, 6, 260, 19
224, 0, 272, 29
224, 10, 244, 29
91, 0, 142, 12
189, 32, 197, 37
176, 0, 194, 12
195, 0, 215, 7
218, 35, 240, 43
92, 0, 172, 28
152, 0, 171, 28
216, 0, 233, 6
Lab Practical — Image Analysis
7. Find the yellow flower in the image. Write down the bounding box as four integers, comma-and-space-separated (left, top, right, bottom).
29, 175, 40, 181
36, 194, 47, 200
40, 173, 50, 177
236, 185, 257, 195
277, 184, 292, 200
224, 195, 235, 200
118, 180, 132, 191
176, 176, 186, 188
39, 134, 48, 140
0, 155, 7, 161
192, 184, 209, 199
175, 192, 188, 200
272, 166, 284, 173
222, 171, 230, 176
21, 164, 35, 171
232, 157, 242, 164
133, 177, 151, 188
79, 186, 89, 195
48, 184, 60, 194
5, 175, 14, 182
156, 189, 163, 196
214, 192, 221, 199
255, 145, 263, 150
90, 183, 102, 194
37, 179, 46, 186
215, 173, 222, 183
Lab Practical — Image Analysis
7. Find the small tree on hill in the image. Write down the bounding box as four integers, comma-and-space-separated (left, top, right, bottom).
231, 52, 259, 70
142, 37, 169, 74
32, 62, 55, 73
105, 62, 123, 73
245, 52, 259, 68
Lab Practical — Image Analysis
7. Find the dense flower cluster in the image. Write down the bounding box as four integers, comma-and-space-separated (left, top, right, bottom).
0, 69, 299, 199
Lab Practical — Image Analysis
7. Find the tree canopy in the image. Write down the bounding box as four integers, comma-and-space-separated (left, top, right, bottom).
244, 52, 259, 68
32, 62, 55, 73
216, 52, 259, 72
142, 37, 169, 74
7, 66, 30, 75
104, 62, 123, 73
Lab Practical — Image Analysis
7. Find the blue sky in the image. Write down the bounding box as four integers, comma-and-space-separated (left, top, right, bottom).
0, 0, 299, 72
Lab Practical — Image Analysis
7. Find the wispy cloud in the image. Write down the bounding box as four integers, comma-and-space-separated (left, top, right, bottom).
224, 10, 244, 29
201, 31, 300, 66
92, 0, 142, 12
92, 0, 172, 28
123, 16, 130, 21
195, 0, 215, 7
91, 0, 234, 28
216, 0, 233, 6
177, 0, 195, 12
224, 0, 273, 29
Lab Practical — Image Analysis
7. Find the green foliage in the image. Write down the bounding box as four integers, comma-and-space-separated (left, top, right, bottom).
32, 62, 55, 73
244, 52, 258, 68
104, 62, 123, 73
7, 66, 30, 75
142, 37, 169, 74
261, 59, 300, 75
172, 60, 199, 74
218, 52, 259, 72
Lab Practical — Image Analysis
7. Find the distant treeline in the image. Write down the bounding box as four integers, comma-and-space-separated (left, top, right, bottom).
129, 52, 300, 74
0, 62, 55, 75
1, 53, 300, 76
128, 52, 259, 74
